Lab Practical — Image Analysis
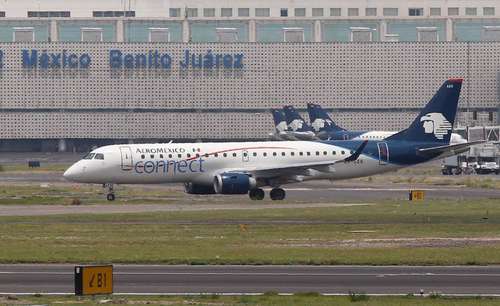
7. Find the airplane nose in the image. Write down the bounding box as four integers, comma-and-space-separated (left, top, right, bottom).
63, 164, 81, 181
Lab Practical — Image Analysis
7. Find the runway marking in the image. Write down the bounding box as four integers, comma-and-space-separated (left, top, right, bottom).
284, 187, 458, 191
1, 271, 500, 277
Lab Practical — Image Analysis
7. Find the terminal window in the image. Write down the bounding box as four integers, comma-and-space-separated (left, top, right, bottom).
0, 11, 5, 17
186, 8, 198, 17
483, 7, 495, 16
280, 8, 288, 17
238, 8, 249, 17
312, 8, 324, 17
93, 11, 135, 17
482, 26, 500, 41
448, 7, 459, 16
216, 28, 239, 42
365, 8, 377, 16
255, 8, 270, 17
283, 27, 304, 42
28, 11, 70, 17
350, 27, 372, 42
409, 8, 423, 16
330, 8, 341, 16
13, 27, 34, 42
383, 8, 398, 16
430, 8, 441, 16
203, 8, 215, 17
294, 8, 305, 17
348, 8, 359, 16
417, 27, 438, 41
149, 28, 170, 42
81, 27, 103, 42
221, 8, 232, 17
465, 8, 477, 16
169, 8, 181, 17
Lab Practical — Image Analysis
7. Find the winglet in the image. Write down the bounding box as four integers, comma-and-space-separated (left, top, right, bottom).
343, 140, 368, 162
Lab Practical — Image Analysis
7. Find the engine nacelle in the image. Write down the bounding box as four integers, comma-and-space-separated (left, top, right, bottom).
184, 182, 216, 194
213, 172, 257, 194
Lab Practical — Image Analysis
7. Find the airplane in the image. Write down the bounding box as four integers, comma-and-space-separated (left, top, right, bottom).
268, 109, 296, 141
281, 105, 317, 140
307, 103, 467, 144
64, 78, 481, 202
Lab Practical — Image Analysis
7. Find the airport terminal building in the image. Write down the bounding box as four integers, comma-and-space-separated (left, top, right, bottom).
0, 0, 500, 151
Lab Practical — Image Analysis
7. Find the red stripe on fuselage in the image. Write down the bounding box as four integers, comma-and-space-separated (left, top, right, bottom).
185, 146, 296, 161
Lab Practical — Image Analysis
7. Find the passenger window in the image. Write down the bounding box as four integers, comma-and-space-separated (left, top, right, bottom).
273, 152, 277, 156
196, 153, 200, 158
223, 153, 227, 157
243, 152, 248, 157
253, 152, 257, 157
160, 154, 164, 159
214, 153, 218, 157
323, 151, 327, 155
141, 154, 145, 159
263, 152, 267, 157
281, 152, 286, 156
150, 154, 154, 159
341, 151, 345, 155
168, 154, 173, 158
187, 153, 191, 158
83, 153, 95, 160
350, 151, 354, 154
299, 152, 303, 156
307, 152, 311, 156
94, 153, 104, 160
332, 151, 336, 155
204, 153, 209, 158
316, 151, 320, 156
232, 153, 237, 157
291, 152, 295, 156
178, 154, 182, 158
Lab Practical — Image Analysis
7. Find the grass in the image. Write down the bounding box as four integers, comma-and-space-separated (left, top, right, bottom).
1, 199, 500, 265
0, 163, 70, 172
6, 294, 500, 306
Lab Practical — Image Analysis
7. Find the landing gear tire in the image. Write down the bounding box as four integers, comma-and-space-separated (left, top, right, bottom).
270, 188, 286, 201
249, 188, 265, 200
103, 183, 115, 201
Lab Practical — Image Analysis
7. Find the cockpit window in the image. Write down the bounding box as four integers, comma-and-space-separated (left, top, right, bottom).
94, 153, 104, 160
83, 153, 95, 160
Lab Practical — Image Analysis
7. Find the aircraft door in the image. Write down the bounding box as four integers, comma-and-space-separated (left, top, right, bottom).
242, 150, 249, 162
377, 142, 389, 165
119, 146, 133, 171
343, 134, 349, 140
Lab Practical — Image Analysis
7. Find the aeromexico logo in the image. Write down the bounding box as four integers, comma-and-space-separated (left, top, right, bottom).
289, 119, 305, 131
420, 113, 452, 140
311, 118, 333, 132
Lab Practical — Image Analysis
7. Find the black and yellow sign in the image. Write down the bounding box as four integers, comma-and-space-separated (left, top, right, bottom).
75, 265, 113, 295
409, 190, 425, 201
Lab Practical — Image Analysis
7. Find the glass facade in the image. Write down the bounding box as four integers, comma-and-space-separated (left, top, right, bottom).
191, 21, 248, 42
58, 21, 116, 41
256, 21, 313, 42
0, 21, 49, 42
455, 20, 500, 41
387, 20, 446, 42
323, 21, 379, 42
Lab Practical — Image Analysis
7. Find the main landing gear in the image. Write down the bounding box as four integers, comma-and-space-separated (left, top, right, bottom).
248, 187, 286, 201
103, 183, 115, 201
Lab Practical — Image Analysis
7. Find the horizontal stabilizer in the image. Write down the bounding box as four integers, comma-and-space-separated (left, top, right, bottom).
417, 140, 486, 157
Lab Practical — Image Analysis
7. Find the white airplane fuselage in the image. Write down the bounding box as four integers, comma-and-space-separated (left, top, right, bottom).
64, 141, 400, 186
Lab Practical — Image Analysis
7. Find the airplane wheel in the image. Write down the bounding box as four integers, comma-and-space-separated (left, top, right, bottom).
106, 193, 115, 201
270, 188, 285, 201
249, 188, 265, 200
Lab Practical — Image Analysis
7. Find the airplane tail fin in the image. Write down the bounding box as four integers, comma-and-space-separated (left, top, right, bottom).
386, 78, 463, 144
283, 105, 314, 132
271, 109, 289, 133
307, 103, 346, 133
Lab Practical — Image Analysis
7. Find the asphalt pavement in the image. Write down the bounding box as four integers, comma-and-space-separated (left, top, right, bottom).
1, 265, 500, 295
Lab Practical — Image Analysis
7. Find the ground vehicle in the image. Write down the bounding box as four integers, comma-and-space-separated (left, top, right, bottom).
474, 156, 500, 174
442, 155, 474, 175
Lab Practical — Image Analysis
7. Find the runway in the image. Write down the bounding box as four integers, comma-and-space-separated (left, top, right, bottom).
1, 265, 500, 295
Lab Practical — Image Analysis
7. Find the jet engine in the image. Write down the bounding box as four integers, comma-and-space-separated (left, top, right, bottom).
213, 172, 257, 194
184, 182, 216, 194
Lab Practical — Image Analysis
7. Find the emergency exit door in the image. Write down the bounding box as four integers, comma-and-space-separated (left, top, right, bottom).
377, 142, 389, 165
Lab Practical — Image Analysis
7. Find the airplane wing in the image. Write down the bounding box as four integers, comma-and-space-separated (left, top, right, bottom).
223, 141, 367, 179
417, 140, 486, 157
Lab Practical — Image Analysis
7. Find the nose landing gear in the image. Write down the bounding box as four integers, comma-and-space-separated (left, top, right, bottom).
103, 183, 115, 201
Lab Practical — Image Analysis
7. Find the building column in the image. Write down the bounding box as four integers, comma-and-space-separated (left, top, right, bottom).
58, 139, 67, 152
249, 19, 256, 42
379, 20, 387, 41
446, 18, 453, 41
116, 19, 124, 42
314, 20, 322, 42
182, 19, 190, 42
50, 20, 58, 42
